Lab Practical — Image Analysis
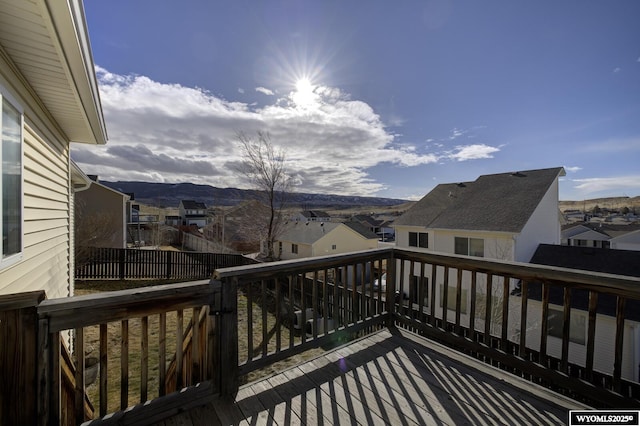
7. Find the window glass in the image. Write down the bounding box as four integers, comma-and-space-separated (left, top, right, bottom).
454, 237, 484, 257
409, 231, 428, 248
454, 237, 468, 255
2, 97, 22, 260
469, 238, 484, 257
418, 232, 428, 248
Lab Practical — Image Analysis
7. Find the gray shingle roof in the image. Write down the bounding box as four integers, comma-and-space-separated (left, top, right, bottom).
343, 221, 380, 239
279, 221, 378, 244
181, 200, 207, 210
528, 244, 640, 321
394, 167, 564, 233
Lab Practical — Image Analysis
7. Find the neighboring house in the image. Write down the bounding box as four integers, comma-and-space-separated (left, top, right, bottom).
291, 210, 332, 223
179, 200, 208, 227
276, 221, 379, 260
0, 1, 107, 298
203, 200, 270, 253
611, 228, 640, 251
75, 176, 130, 248
526, 244, 640, 382
165, 215, 181, 226
564, 210, 587, 223
351, 214, 396, 241
562, 223, 640, 251
561, 224, 611, 248
390, 167, 565, 323
394, 167, 566, 262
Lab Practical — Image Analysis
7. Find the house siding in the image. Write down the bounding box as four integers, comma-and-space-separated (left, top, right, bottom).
0, 60, 73, 299
525, 300, 640, 382
75, 183, 128, 248
515, 179, 561, 262
312, 226, 378, 256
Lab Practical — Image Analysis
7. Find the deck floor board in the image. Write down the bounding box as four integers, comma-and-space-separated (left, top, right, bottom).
158, 328, 588, 425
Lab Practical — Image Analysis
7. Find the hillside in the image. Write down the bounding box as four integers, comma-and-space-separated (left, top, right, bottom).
101, 181, 409, 210
559, 196, 640, 212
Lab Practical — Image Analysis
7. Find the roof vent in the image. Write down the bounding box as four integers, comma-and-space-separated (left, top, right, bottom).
456, 182, 466, 187
511, 171, 525, 177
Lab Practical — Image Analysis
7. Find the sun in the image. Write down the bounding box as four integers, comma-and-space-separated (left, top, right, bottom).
292, 77, 317, 107
296, 77, 313, 94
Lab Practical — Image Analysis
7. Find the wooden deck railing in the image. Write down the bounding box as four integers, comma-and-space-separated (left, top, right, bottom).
388, 248, 640, 407
3, 247, 640, 425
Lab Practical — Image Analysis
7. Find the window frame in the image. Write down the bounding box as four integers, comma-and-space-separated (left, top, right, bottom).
291, 243, 298, 254
0, 86, 24, 269
408, 231, 428, 249
454, 236, 484, 257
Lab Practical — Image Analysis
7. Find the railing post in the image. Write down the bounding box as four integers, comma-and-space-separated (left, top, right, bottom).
386, 252, 397, 327
0, 291, 45, 426
210, 278, 238, 400
166, 250, 173, 279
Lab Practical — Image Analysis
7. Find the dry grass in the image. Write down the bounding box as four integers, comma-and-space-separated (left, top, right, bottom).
75, 280, 326, 418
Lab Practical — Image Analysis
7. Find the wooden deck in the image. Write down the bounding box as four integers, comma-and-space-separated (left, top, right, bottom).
158, 328, 588, 425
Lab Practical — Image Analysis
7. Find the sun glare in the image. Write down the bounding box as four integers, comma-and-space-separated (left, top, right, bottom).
293, 77, 317, 107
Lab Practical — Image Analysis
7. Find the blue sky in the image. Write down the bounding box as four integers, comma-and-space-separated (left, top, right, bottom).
76, 1, 640, 201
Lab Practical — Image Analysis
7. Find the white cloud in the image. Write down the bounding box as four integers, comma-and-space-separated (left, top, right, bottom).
75, 67, 444, 196
448, 144, 500, 161
449, 127, 467, 140
564, 166, 582, 173
237, 88, 245, 94
255, 86, 274, 95
613, 67, 621, 73
572, 176, 640, 196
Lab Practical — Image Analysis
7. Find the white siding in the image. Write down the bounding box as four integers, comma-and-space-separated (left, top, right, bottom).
525, 300, 640, 382
515, 179, 561, 262
394, 225, 432, 252
312, 225, 378, 256
0, 64, 72, 299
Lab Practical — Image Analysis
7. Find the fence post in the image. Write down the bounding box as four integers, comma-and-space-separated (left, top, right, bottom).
166, 251, 173, 279
119, 248, 126, 280
209, 278, 238, 399
0, 291, 46, 426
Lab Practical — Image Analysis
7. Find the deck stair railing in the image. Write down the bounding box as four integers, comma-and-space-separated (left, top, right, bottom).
2, 247, 640, 425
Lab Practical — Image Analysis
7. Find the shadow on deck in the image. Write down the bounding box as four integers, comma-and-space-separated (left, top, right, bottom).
163, 328, 585, 425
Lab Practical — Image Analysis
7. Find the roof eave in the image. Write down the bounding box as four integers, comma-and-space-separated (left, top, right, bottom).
40, 0, 107, 145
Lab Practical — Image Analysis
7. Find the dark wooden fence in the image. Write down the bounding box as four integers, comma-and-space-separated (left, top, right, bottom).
75, 247, 255, 280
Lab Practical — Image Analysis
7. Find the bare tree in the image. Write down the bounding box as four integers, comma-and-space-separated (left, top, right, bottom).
236, 131, 291, 260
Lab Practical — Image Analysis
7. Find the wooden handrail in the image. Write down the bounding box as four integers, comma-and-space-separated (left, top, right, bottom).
6, 246, 638, 425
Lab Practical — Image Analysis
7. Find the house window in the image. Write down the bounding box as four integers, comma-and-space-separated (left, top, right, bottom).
409, 232, 428, 248
1, 92, 22, 267
439, 284, 468, 314
547, 308, 586, 345
454, 237, 484, 257
332, 244, 337, 250
291, 243, 298, 254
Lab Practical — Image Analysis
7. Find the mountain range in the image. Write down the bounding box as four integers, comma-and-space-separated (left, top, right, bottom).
101, 181, 409, 209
